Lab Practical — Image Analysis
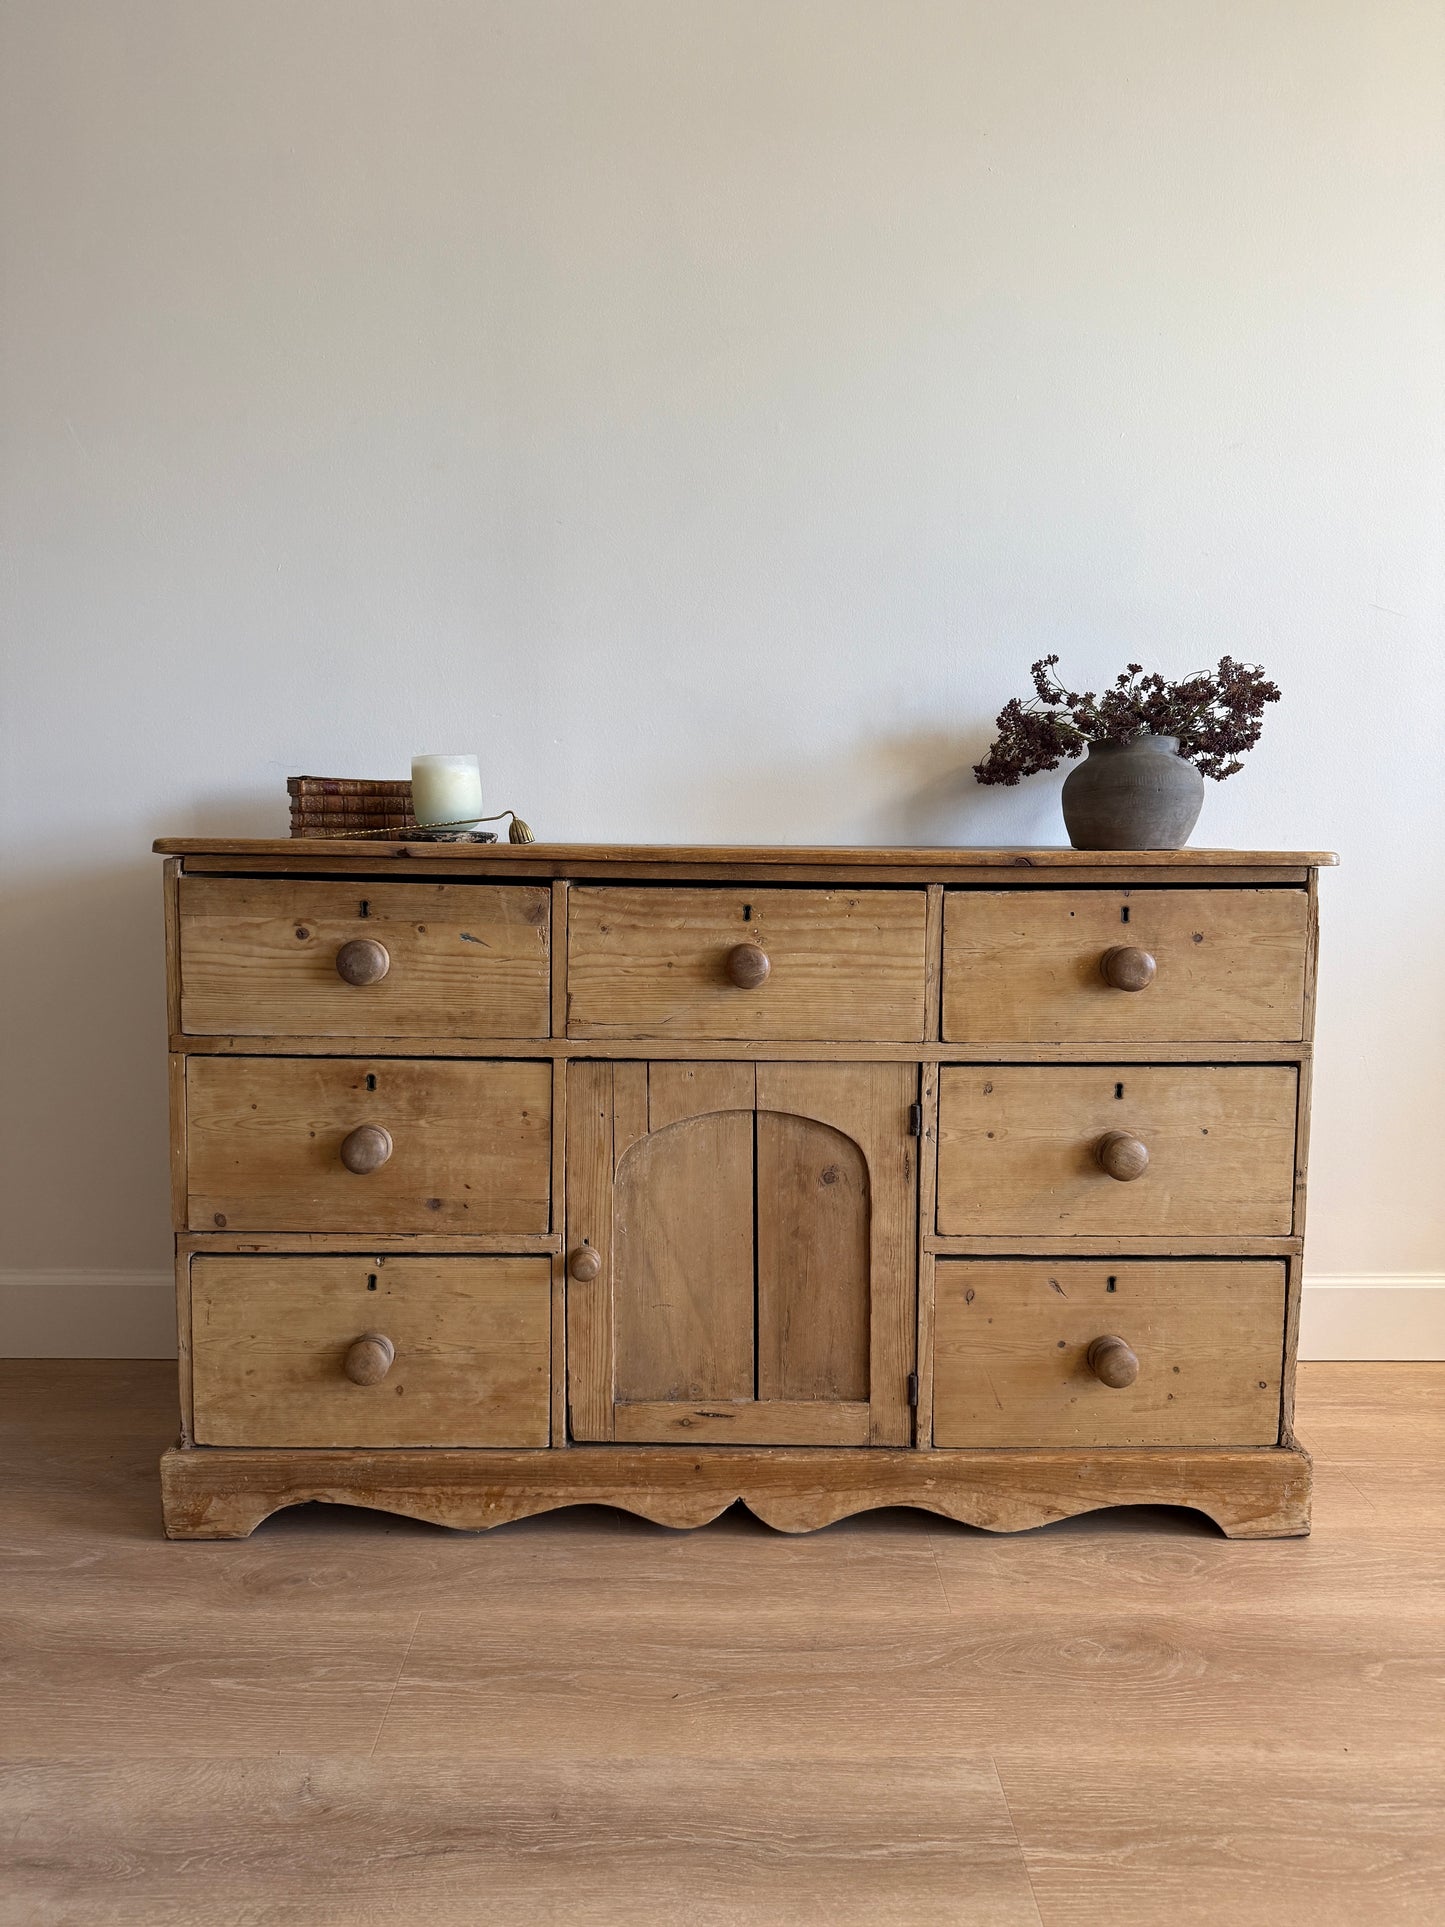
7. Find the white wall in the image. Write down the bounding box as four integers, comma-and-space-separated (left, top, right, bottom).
3, 0, 1442, 1354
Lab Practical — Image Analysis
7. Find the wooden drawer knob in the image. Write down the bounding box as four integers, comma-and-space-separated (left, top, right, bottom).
1100, 945, 1156, 992
725, 943, 771, 989
335, 938, 390, 986
344, 1331, 395, 1385
340, 1124, 394, 1174
1095, 1130, 1149, 1181
569, 1245, 602, 1282
1087, 1334, 1140, 1388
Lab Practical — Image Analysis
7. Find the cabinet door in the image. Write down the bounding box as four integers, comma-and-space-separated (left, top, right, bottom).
566, 1062, 917, 1445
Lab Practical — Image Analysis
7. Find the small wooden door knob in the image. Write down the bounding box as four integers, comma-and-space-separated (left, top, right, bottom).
569, 1246, 602, 1281
1087, 1335, 1140, 1388
1095, 1130, 1150, 1181
1100, 945, 1156, 992
725, 943, 771, 989
335, 938, 390, 986
339, 1124, 394, 1174
344, 1331, 395, 1385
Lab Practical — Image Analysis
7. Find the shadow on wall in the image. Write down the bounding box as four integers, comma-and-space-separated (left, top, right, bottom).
870, 729, 1067, 846
686, 729, 1068, 847
0, 796, 281, 1274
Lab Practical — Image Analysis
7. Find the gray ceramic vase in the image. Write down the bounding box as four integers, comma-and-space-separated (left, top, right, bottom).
1060, 734, 1205, 850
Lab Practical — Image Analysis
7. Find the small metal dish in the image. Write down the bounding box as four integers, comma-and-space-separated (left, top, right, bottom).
402, 828, 499, 843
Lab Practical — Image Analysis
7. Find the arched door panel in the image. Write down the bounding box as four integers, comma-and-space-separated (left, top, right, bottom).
615, 1111, 755, 1403
567, 1060, 916, 1446
757, 1113, 870, 1403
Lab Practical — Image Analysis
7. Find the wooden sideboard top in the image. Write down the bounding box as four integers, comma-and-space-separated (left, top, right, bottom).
155, 839, 1338, 874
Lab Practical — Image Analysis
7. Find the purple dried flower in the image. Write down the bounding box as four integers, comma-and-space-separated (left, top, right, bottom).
973, 656, 1280, 786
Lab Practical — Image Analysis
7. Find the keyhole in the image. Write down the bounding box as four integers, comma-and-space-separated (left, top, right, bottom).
365, 1073, 377, 1092
742, 904, 752, 921
1120, 905, 1130, 924
1114, 1082, 1124, 1100
359, 900, 370, 918
367, 1273, 378, 1291
1106, 1276, 1117, 1293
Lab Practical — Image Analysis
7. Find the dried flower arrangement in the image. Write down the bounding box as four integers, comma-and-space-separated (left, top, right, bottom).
973, 656, 1281, 786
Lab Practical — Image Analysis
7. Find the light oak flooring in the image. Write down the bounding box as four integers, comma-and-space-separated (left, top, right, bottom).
2, 1361, 1442, 1926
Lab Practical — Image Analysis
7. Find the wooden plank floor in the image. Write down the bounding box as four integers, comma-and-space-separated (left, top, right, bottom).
2, 1362, 1442, 1925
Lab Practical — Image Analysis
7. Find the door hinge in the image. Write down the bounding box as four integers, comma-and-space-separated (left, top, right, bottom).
906, 1371, 919, 1408
907, 1101, 923, 1137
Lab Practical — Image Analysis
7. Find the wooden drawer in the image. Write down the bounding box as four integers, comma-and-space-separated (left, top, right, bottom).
932, 1260, 1284, 1446
936, 1065, 1296, 1236
566, 887, 927, 1040
942, 888, 1309, 1043
185, 1057, 551, 1234
178, 878, 551, 1038
190, 1256, 550, 1446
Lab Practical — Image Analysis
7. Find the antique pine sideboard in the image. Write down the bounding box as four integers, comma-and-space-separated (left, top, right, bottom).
153, 839, 1334, 1540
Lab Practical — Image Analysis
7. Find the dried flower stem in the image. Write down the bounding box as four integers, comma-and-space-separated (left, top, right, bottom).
973, 656, 1280, 786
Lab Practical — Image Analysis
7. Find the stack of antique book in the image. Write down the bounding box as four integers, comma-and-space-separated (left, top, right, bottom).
286, 776, 412, 838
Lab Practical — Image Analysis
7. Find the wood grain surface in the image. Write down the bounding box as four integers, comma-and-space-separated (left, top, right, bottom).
190, 1256, 551, 1448
179, 876, 551, 1037
936, 1064, 1298, 1236
1, 1360, 1436, 1927
992, 1746, 1445, 1927
932, 1260, 1285, 1447
185, 1055, 551, 1234
756, 1109, 870, 1402
0, 1757, 1041, 1927
614, 1109, 755, 1403
568, 1059, 915, 1449
610, 1400, 873, 1445
174, 1032, 1317, 1063
758, 1061, 917, 1446
942, 887, 1310, 1042
155, 836, 1340, 869
157, 1441, 1310, 1540
565, 885, 929, 1040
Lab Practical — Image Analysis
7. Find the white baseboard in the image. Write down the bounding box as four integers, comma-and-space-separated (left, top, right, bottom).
1297, 1275, 1445, 1361
1, 1270, 177, 1358
4, 1268, 1444, 1362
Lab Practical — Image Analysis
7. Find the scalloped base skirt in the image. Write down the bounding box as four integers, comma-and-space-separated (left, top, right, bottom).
160, 1442, 1311, 1541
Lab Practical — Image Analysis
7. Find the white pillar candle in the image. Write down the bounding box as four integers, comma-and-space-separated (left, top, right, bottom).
411, 753, 483, 829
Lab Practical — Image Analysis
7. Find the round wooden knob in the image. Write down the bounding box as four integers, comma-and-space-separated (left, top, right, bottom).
1087, 1335, 1140, 1388
725, 943, 771, 989
335, 938, 390, 986
1095, 1130, 1149, 1181
569, 1246, 602, 1282
344, 1332, 395, 1385
1100, 945, 1156, 992
339, 1124, 393, 1174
